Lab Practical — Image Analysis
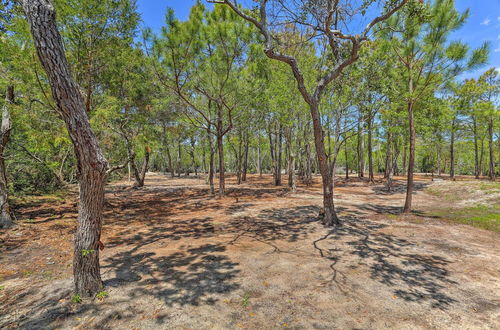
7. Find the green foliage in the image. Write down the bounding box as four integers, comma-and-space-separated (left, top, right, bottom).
241, 293, 251, 307
0, 0, 497, 213
71, 294, 82, 304
81, 249, 95, 257
95, 290, 109, 300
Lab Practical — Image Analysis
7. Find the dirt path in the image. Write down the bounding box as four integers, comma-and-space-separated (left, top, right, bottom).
1, 174, 499, 329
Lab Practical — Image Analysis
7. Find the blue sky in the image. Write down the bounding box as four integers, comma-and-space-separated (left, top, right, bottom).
136, 0, 500, 79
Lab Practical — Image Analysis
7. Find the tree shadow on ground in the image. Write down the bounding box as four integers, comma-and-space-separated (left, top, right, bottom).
315, 217, 457, 309
224, 205, 320, 246
371, 181, 429, 195
105, 217, 216, 249
103, 243, 239, 308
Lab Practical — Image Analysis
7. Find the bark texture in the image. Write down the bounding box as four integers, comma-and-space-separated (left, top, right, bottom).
403, 100, 415, 214
0, 85, 14, 229
23, 0, 108, 296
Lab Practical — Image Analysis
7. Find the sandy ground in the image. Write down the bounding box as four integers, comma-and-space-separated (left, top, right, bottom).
0, 173, 499, 329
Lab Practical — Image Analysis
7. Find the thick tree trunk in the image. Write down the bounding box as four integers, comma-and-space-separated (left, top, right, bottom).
134, 146, 150, 187
403, 100, 415, 214
0, 85, 14, 229
309, 102, 339, 226
23, 0, 108, 296
488, 117, 495, 181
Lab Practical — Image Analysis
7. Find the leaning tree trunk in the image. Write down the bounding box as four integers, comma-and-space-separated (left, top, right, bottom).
309, 102, 339, 226
0, 85, 15, 229
403, 100, 416, 214
23, 0, 108, 296
134, 146, 151, 188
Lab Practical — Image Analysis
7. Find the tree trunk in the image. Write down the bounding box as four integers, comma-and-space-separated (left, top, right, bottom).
134, 146, 150, 187
384, 131, 391, 179
450, 117, 456, 180
276, 124, 283, 186
402, 143, 407, 177
357, 116, 365, 178
479, 137, 484, 177
242, 131, 249, 182
473, 118, 479, 179
216, 103, 226, 196
163, 125, 175, 178
217, 133, 225, 196
385, 134, 394, 192
286, 128, 296, 191
344, 134, 349, 180
207, 127, 215, 194
257, 135, 262, 177
23, 0, 108, 296
176, 138, 182, 177
403, 100, 415, 214
367, 113, 374, 183
488, 117, 495, 181
309, 102, 339, 226
0, 85, 14, 229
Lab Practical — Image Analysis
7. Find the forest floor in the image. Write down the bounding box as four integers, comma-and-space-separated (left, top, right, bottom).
0, 173, 499, 329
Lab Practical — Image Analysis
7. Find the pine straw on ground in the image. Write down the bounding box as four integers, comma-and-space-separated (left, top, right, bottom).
1, 173, 499, 329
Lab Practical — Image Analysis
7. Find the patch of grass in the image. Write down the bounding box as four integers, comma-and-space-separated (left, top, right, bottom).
0, 285, 5, 290
478, 182, 500, 194
95, 290, 109, 301
429, 205, 500, 232
71, 294, 82, 304
425, 186, 463, 202
40, 271, 54, 280
241, 293, 251, 307
23, 219, 36, 223
22, 270, 34, 277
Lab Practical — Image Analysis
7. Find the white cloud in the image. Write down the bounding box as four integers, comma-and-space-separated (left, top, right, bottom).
481, 18, 491, 25
495, 46, 500, 53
